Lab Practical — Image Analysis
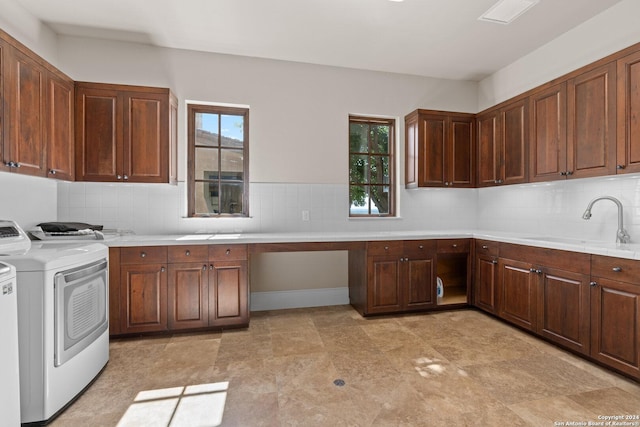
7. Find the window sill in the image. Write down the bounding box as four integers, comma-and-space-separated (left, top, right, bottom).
348, 216, 402, 221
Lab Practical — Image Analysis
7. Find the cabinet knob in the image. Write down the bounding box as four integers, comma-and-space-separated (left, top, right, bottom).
140, 252, 146, 258
452, 244, 457, 248
117, 175, 122, 180
384, 246, 389, 251
560, 171, 566, 176
482, 245, 489, 249
49, 169, 56, 175
566, 171, 573, 176
210, 265, 213, 270
418, 245, 424, 249
226, 249, 231, 255
124, 175, 129, 180
161, 266, 165, 272
590, 281, 598, 287
612, 267, 622, 272
617, 164, 626, 170
185, 250, 190, 256
202, 265, 207, 271
444, 182, 449, 186
14, 162, 20, 168
492, 259, 498, 264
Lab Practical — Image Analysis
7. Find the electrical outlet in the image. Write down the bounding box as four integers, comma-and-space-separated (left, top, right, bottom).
302, 210, 310, 221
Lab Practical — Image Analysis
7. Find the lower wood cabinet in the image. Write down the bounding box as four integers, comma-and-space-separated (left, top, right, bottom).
498, 257, 538, 332
473, 240, 499, 314
590, 255, 640, 378
350, 239, 471, 316
109, 244, 249, 336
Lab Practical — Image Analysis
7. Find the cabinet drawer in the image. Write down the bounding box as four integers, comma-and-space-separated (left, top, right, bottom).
120, 246, 167, 264
168, 245, 208, 263
437, 239, 470, 253
591, 255, 640, 284
403, 239, 436, 255
367, 241, 403, 256
209, 244, 248, 261
475, 240, 499, 257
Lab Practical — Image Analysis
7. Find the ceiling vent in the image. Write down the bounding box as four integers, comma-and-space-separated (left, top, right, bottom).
479, 0, 539, 24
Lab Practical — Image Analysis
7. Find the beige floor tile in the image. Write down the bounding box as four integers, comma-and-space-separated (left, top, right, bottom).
47, 306, 640, 427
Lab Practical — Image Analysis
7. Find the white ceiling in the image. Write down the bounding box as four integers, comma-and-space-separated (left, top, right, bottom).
13, 0, 622, 81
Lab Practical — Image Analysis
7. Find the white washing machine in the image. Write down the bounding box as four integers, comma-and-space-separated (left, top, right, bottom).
0, 221, 109, 425
0, 261, 21, 427
0, 220, 31, 427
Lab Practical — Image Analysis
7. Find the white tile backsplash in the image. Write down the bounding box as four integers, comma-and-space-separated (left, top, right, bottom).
46, 172, 640, 243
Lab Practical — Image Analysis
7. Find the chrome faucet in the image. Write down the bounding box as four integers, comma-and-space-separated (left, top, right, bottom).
582, 196, 631, 244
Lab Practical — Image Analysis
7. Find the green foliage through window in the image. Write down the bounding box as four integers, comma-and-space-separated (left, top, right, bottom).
349, 116, 395, 216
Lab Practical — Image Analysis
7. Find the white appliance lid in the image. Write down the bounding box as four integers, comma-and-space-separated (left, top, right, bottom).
2, 242, 108, 271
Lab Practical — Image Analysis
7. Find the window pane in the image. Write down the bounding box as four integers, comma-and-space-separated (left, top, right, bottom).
221, 115, 244, 147
371, 125, 390, 154
194, 181, 220, 215
195, 147, 219, 180
370, 185, 390, 215
220, 149, 244, 180
349, 185, 368, 215
220, 182, 244, 215
349, 155, 368, 184
195, 113, 219, 147
349, 123, 369, 153
370, 155, 389, 184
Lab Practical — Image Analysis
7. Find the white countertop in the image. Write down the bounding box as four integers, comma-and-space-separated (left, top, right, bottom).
78, 229, 640, 261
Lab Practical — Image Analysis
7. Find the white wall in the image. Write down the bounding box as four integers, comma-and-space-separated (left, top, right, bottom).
0, 173, 57, 229
478, 0, 640, 110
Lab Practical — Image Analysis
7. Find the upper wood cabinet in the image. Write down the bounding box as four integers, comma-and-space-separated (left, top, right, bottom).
617, 50, 640, 174
3, 47, 47, 177
75, 82, 177, 183
477, 99, 528, 187
566, 62, 617, 179
45, 70, 74, 180
405, 110, 474, 188
529, 83, 567, 182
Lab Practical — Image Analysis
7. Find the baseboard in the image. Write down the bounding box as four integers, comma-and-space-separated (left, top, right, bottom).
250, 287, 349, 311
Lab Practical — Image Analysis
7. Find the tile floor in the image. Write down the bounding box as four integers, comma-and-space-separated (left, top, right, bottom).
51, 306, 640, 426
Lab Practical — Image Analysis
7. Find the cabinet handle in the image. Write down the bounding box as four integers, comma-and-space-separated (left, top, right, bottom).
452, 244, 458, 248
566, 171, 573, 176
124, 175, 129, 180
14, 162, 20, 168
226, 249, 231, 255
482, 245, 489, 249
210, 265, 213, 270
590, 281, 597, 287
49, 169, 56, 175
529, 268, 542, 274
444, 182, 449, 186
617, 164, 626, 170
492, 259, 498, 264
560, 171, 566, 176
117, 175, 122, 180
202, 265, 207, 271
185, 250, 190, 256
161, 266, 165, 272
140, 252, 146, 258
612, 267, 622, 272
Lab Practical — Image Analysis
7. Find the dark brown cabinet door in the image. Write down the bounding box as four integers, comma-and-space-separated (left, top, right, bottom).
120, 263, 168, 334
405, 258, 435, 309
168, 263, 209, 330
46, 72, 74, 180
449, 115, 474, 187
590, 277, 640, 379
498, 258, 537, 331
567, 62, 617, 178
617, 50, 640, 174
475, 254, 498, 314
501, 99, 529, 185
75, 85, 122, 181
417, 113, 447, 187
537, 267, 590, 355
123, 92, 169, 183
4, 48, 46, 176
367, 256, 402, 314
476, 111, 500, 186
0, 40, 7, 173
530, 83, 567, 182
209, 260, 249, 326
